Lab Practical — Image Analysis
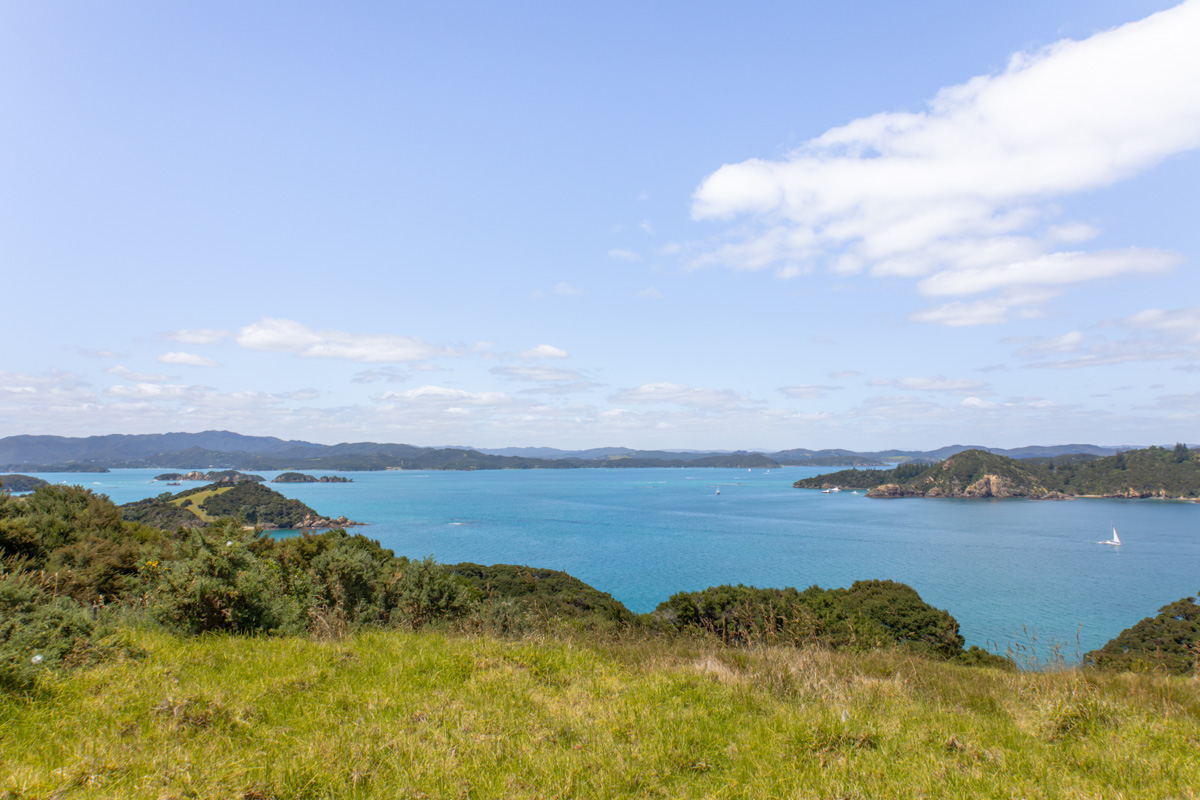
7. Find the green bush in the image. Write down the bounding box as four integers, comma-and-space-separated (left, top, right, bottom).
1087, 592, 1200, 674
146, 522, 305, 635
0, 570, 97, 691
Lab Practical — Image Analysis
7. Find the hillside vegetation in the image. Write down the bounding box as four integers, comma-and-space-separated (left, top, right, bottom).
120, 482, 334, 530
795, 445, 1200, 499
4, 483, 1200, 797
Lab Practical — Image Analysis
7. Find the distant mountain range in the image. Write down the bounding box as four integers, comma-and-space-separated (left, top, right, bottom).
0, 431, 1158, 473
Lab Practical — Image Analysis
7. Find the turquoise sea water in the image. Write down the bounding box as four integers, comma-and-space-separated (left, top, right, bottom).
37, 467, 1200, 656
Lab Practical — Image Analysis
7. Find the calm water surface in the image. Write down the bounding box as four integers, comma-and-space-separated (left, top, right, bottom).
45, 467, 1200, 655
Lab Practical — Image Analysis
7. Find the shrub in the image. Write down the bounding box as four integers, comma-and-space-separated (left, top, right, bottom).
0, 569, 97, 691
146, 522, 305, 635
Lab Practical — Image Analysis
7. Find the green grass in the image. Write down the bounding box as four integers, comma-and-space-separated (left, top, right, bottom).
3, 629, 1199, 799
167, 487, 231, 523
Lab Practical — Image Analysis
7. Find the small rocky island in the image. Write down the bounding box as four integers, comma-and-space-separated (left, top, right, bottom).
154, 470, 266, 483
272, 472, 353, 483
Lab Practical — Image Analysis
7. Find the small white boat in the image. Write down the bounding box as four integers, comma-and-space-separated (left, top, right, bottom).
1100, 525, 1121, 546
715, 487, 721, 495
821, 489, 831, 494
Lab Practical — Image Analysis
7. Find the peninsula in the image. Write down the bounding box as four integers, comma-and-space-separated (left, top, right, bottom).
794, 445, 1200, 499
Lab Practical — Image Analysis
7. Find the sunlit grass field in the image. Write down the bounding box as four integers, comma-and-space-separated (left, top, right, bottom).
3, 629, 1198, 799
166, 487, 231, 523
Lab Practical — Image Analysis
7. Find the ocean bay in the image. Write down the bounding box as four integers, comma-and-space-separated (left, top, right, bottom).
59, 466, 1200, 656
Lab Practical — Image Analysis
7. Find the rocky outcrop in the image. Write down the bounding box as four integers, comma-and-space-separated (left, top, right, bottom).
293, 513, 363, 530
865, 483, 919, 498
271, 472, 353, 483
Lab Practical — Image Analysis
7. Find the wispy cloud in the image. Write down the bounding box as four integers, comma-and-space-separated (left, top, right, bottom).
1014, 306, 1200, 368
868, 376, 991, 395
167, 328, 231, 345
516, 381, 603, 395
637, 286, 663, 300
376, 385, 514, 408
610, 382, 760, 409
608, 248, 641, 262
691, 2, 1200, 323
490, 365, 582, 382
517, 344, 569, 360
780, 385, 840, 399
237, 318, 453, 363
106, 365, 174, 383
351, 368, 409, 384
158, 352, 221, 367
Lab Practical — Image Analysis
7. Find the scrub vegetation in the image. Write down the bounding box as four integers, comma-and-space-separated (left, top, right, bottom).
3, 482, 1199, 798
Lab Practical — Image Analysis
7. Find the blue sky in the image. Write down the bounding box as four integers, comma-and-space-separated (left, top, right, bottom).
2, 0, 1197, 450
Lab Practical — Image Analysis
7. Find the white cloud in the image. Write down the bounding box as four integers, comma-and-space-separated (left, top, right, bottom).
516, 381, 603, 395
167, 328, 231, 345
376, 385, 514, 408
1122, 306, 1200, 344
352, 368, 409, 384
106, 365, 174, 382
916, 248, 1179, 297
691, 1, 1200, 321
637, 286, 663, 300
868, 376, 990, 395
158, 352, 221, 367
0, 370, 93, 407
1016, 305, 1200, 368
608, 248, 641, 262
103, 383, 193, 400
910, 291, 1055, 326
827, 370, 860, 379
490, 365, 582, 382
780, 385, 839, 399
1009, 330, 1085, 358
517, 344, 569, 360
609, 382, 760, 409
77, 348, 120, 359
237, 318, 452, 363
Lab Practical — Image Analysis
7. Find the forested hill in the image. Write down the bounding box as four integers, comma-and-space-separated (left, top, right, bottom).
0, 430, 1144, 472
120, 481, 359, 530
794, 445, 1200, 499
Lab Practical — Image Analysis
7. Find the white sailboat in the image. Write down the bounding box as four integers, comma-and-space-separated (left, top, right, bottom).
1101, 525, 1121, 546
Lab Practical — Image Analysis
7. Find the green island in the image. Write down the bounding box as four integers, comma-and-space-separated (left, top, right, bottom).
795, 444, 1200, 499
121, 481, 362, 530
153, 470, 265, 483
0, 474, 50, 494
272, 472, 353, 483
2, 483, 1199, 798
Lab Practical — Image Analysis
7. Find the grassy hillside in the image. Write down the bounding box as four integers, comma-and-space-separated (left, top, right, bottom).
3, 629, 1199, 799
121, 482, 325, 529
